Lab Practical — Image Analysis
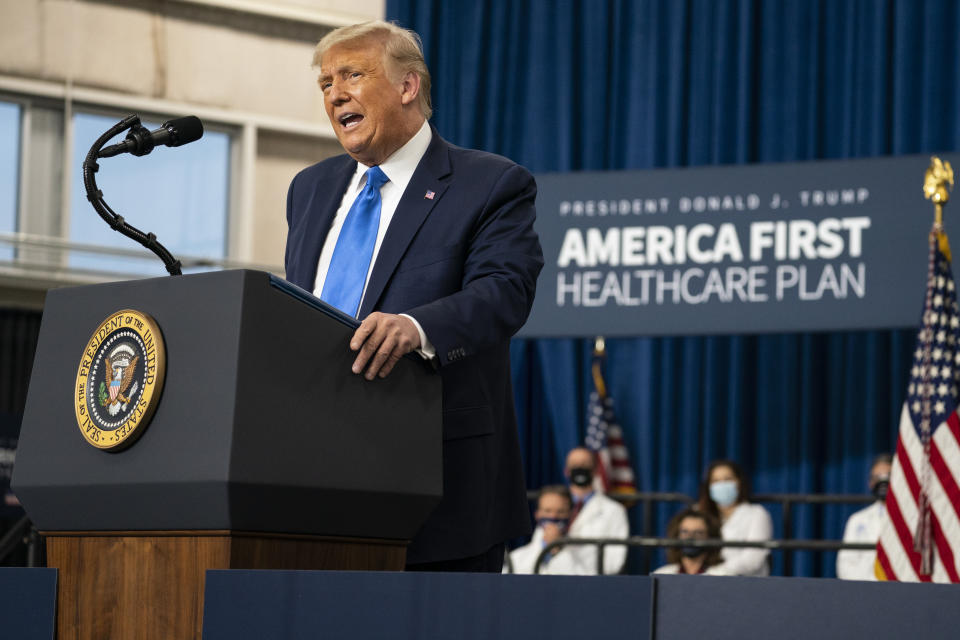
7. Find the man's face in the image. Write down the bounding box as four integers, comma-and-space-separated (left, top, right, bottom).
318, 39, 409, 166
870, 461, 892, 490
564, 449, 594, 476
535, 493, 572, 521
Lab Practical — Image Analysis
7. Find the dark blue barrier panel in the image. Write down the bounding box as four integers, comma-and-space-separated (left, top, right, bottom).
0, 568, 56, 640
653, 575, 960, 639
203, 570, 652, 640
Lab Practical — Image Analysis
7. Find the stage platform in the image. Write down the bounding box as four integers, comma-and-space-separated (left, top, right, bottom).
4, 567, 958, 639
204, 570, 959, 639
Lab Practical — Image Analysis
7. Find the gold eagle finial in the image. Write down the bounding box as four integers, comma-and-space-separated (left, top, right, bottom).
924, 157, 954, 227
925, 157, 954, 260
924, 157, 953, 205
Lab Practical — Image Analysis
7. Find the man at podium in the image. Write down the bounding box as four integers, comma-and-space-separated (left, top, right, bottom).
284, 20, 543, 572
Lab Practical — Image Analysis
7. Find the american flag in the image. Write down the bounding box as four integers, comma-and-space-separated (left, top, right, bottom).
876, 227, 960, 582
584, 339, 637, 495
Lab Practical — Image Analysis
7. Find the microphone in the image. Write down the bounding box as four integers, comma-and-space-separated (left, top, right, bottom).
98, 116, 204, 158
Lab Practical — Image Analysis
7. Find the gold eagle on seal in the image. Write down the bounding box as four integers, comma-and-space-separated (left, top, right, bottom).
101, 343, 140, 413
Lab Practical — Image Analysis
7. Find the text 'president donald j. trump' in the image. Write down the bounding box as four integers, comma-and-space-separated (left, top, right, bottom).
284, 20, 543, 572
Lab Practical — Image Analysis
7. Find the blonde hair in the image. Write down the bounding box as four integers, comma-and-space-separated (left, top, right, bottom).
313, 20, 433, 120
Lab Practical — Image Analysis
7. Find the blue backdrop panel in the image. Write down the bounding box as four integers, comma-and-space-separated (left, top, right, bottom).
527, 154, 960, 337
0, 568, 56, 640
654, 574, 960, 639
202, 570, 652, 640
386, 0, 960, 577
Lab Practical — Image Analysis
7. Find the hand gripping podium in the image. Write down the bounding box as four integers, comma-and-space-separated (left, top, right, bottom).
12, 270, 442, 639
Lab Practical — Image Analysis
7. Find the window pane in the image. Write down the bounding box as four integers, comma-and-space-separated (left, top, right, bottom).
69, 112, 231, 276
0, 102, 20, 263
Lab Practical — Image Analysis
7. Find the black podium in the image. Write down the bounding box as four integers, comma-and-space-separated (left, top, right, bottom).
12, 270, 442, 639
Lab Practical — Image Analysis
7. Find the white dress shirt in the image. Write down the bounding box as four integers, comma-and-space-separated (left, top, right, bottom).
836, 501, 883, 580
313, 120, 435, 357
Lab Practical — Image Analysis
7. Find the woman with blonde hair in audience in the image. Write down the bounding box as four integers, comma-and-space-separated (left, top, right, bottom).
697, 459, 773, 576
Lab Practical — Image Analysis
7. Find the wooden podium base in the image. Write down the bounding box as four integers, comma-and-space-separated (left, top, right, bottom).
45, 531, 407, 640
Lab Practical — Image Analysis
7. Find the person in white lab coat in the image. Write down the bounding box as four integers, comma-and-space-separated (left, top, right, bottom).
697, 459, 772, 576
506, 448, 630, 575
558, 447, 630, 574
653, 508, 730, 576
836, 454, 892, 581
505, 485, 573, 574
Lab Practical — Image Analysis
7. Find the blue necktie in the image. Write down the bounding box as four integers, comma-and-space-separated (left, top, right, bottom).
321, 166, 390, 316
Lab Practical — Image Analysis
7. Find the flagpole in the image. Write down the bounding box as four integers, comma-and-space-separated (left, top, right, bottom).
916, 157, 955, 576
592, 336, 607, 398
878, 157, 960, 582
585, 335, 638, 499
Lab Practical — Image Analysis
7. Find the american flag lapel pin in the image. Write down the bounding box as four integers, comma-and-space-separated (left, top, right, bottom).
424, 190, 435, 200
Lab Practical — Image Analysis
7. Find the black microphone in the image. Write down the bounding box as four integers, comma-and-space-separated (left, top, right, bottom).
98, 116, 204, 158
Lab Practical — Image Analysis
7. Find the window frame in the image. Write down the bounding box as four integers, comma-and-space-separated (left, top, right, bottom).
0, 87, 274, 282
0, 96, 26, 263
0, 74, 337, 285
65, 104, 240, 276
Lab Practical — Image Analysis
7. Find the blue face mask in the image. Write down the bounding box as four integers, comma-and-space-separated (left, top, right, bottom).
709, 480, 739, 507
537, 517, 570, 533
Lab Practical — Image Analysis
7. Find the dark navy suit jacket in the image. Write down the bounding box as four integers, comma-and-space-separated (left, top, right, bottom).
284, 128, 543, 563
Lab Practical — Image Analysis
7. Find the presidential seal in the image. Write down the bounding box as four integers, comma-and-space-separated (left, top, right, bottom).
74, 309, 166, 450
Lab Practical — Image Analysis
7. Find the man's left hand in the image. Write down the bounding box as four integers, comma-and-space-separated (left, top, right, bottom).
350, 312, 421, 380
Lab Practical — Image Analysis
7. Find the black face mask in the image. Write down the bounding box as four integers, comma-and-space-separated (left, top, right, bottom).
569, 467, 593, 488
872, 479, 890, 502
681, 545, 704, 558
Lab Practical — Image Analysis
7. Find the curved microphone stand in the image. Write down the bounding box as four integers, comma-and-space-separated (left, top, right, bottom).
81, 115, 183, 276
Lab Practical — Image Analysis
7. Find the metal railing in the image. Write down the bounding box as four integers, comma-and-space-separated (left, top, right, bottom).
751, 492, 874, 575
526, 490, 876, 575
0, 516, 42, 567
530, 536, 878, 575
0, 231, 284, 280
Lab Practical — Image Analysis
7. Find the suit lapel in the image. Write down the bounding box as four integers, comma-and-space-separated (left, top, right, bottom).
358, 129, 452, 317
297, 157, 356, 290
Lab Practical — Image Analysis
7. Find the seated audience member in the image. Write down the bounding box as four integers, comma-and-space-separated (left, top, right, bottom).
506, 448, 630, 574
561, 447, 630, 574
698, 459, 773, 576
505, 485, 573, 574
654, 507, 729, 575
836, 454, 892, 581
